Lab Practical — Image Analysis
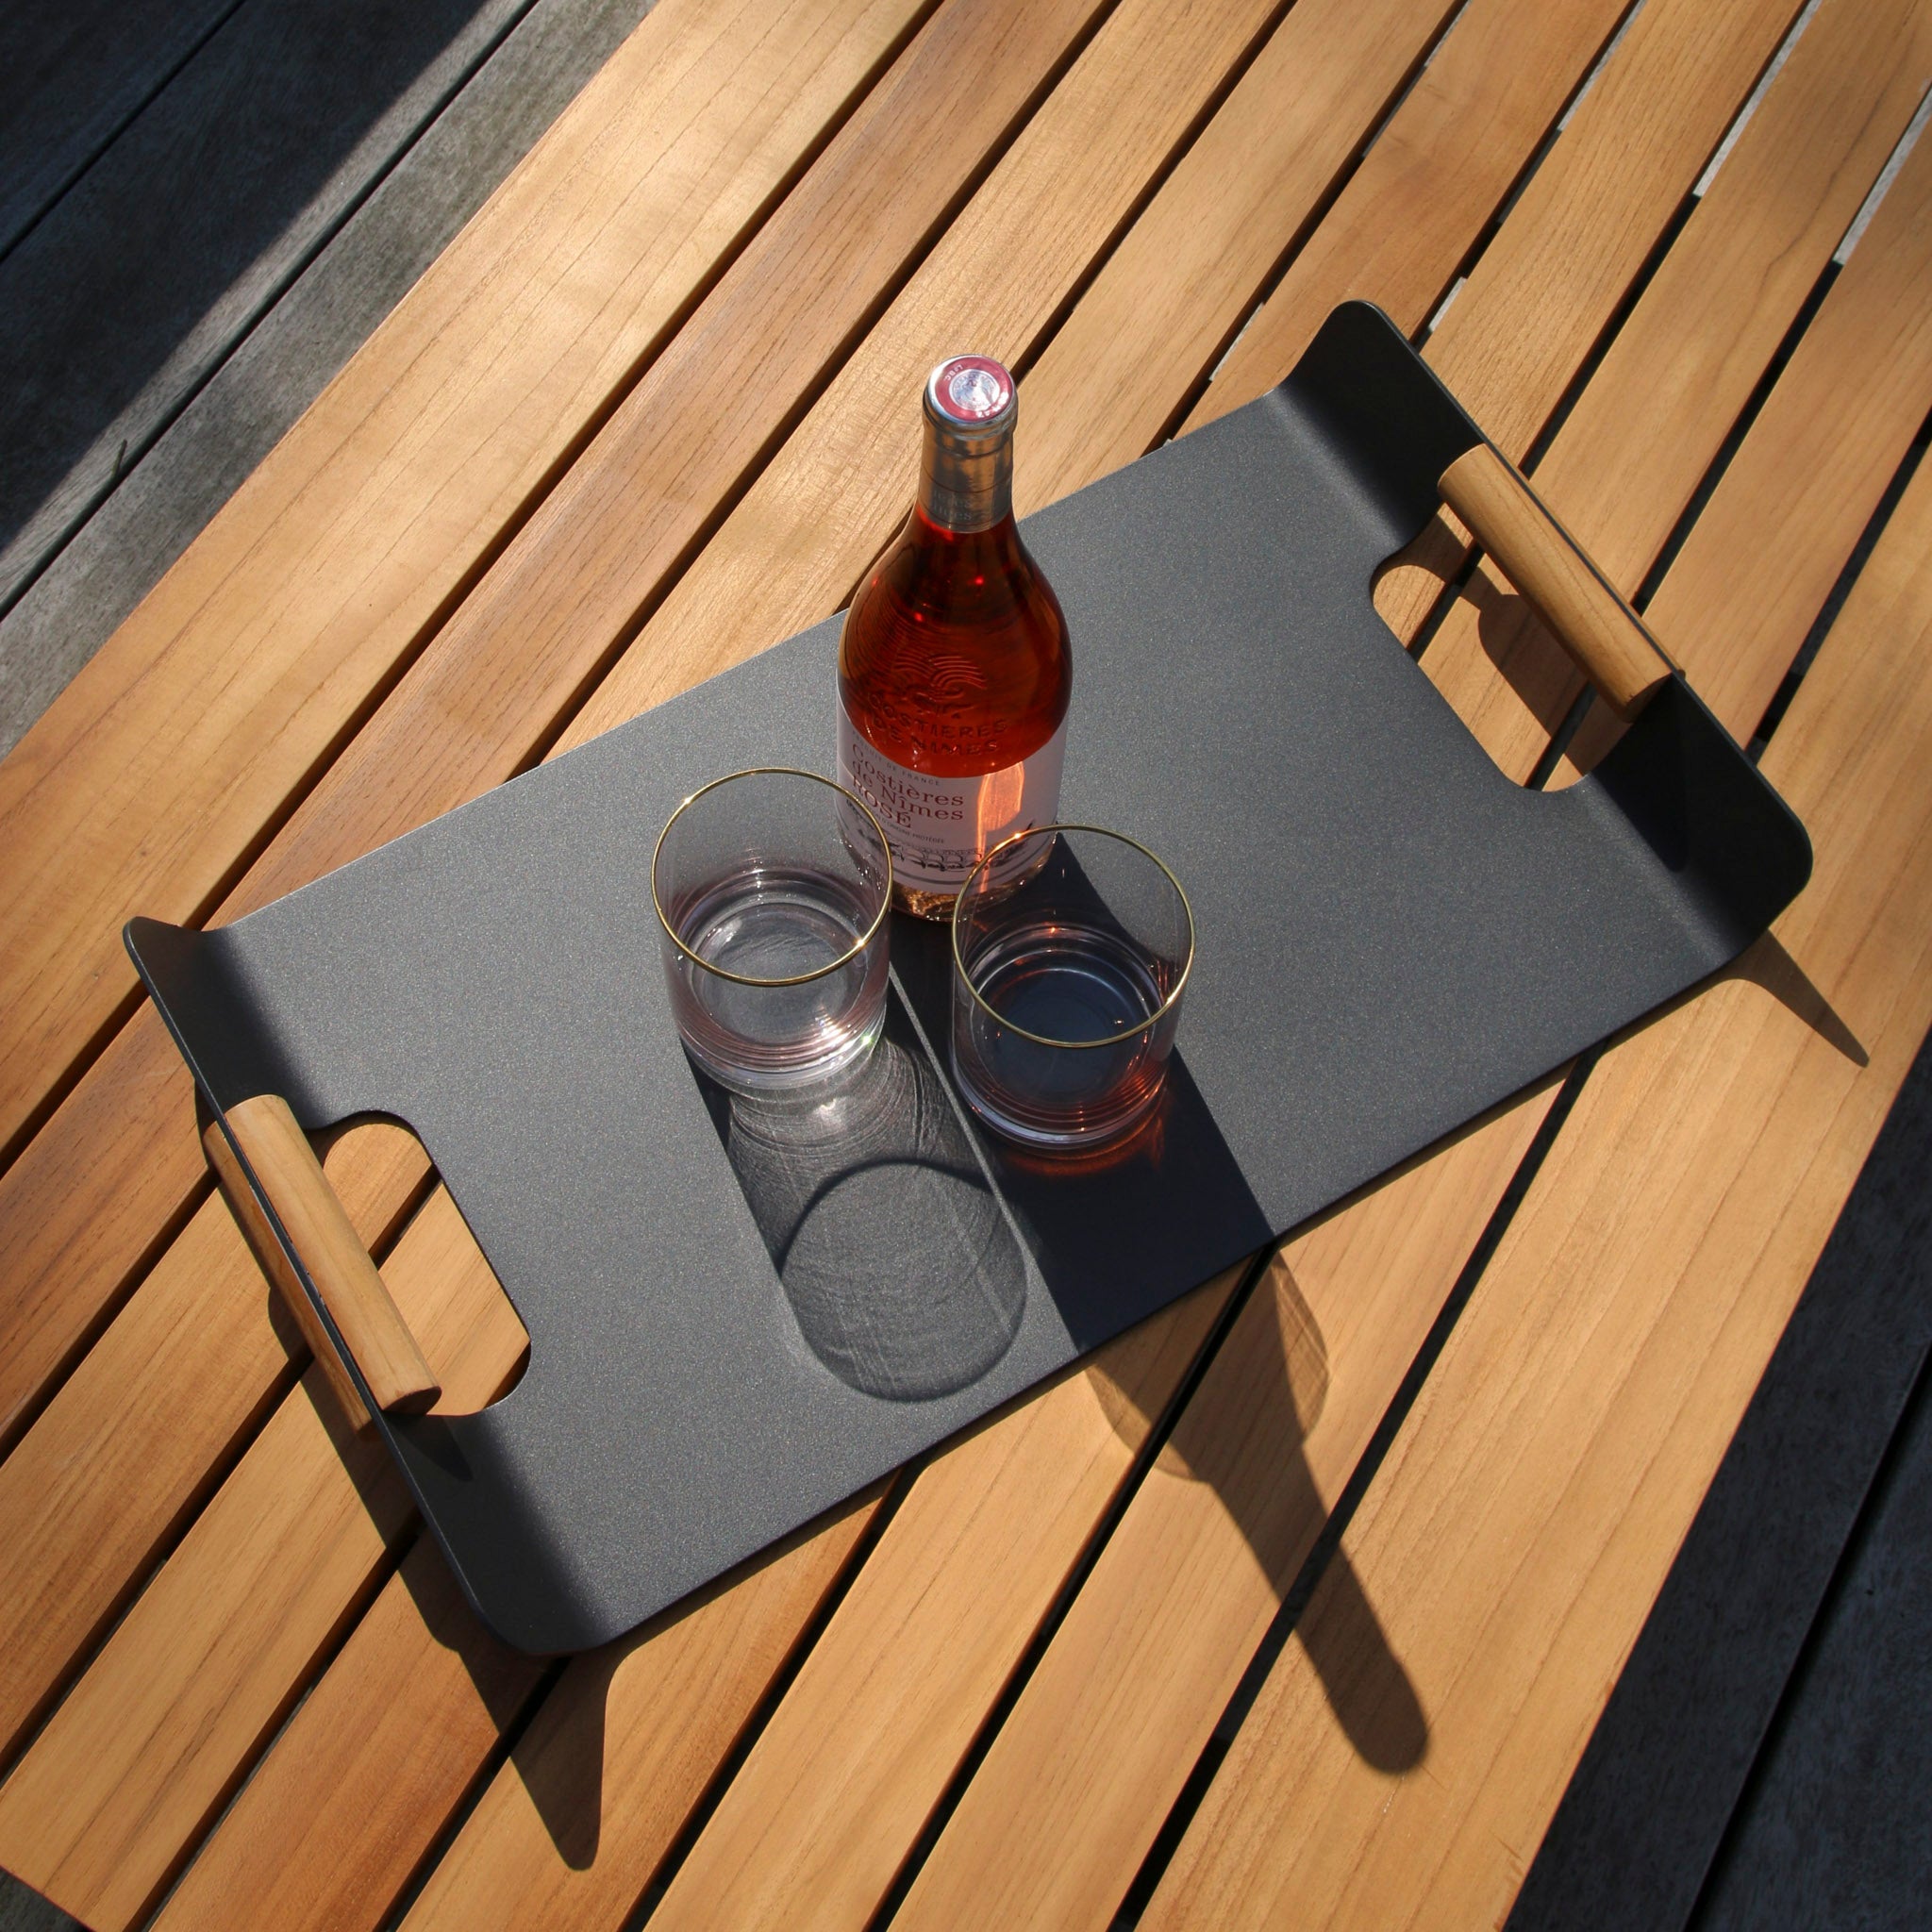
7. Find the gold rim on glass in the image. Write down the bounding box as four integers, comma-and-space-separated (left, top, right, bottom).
651, 767, 894, 989
950, 823, 1195, 1050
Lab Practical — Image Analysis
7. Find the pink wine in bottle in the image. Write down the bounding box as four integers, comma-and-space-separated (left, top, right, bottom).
838, 355, 1072, 919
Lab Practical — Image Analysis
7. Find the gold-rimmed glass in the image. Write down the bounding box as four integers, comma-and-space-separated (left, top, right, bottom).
950, 824, 1194, 1150
653, 769, 892, 1095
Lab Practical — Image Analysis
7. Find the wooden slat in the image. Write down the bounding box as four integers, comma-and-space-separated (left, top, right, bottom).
411, 1278, 1232, 1932
1564, 102, 1932, 775
93, 0, 1366, 1908
0, 1120, 424, 1765
1423, 0, 1932, 768
0, 1189, 525, 1932
1367, 0, 1809, 648
0, 0, 918, 1174
152, 1500, 879, 1932
1140, 400, 1932, 1932
1002, 0, 1468, 514
0, 0, 1091, 1457
891, 3, 1917, 1920
1188, 0, 1633, 423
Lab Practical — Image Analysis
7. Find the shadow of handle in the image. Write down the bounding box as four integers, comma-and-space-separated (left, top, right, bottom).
201, 1091, 441, 1431
1440, 442, 1673, 723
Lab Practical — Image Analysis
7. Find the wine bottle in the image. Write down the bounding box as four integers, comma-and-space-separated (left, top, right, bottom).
838, 354, 1072, 918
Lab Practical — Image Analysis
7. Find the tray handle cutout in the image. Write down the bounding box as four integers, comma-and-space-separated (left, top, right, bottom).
202, 1093, 441, 1430
1438, 443, 1673, 723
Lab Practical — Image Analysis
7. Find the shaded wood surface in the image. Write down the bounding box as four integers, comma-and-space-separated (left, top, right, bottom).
0, 0, 240, 259
1508, 1013, 1932, 1932
0, 0, 660, 758
3, 0, 1930, 1927
0, 0, 542, 614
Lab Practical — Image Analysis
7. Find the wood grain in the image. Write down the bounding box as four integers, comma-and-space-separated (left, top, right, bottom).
0, 1370, 411, 1931
0, 0, 919, 1166
1007, 0, 1466, 513
884, 2, 1921, 1916
1369, 0, 1807, 649
0, 1187, 525, 1932
1564, 96, 1932, 778
147, 1541, 546, 1932
143, 1492, 881, 1932
1437, 444, 1670, 718
1188, 0, 1633, 425
213, 1094, 440, 1423
0, 1119, 424, 1767
1424, 0, 1932, 770
559, 0, 1438, 748
0, 0, 1089, 1458
1141, 414, 1932, 1932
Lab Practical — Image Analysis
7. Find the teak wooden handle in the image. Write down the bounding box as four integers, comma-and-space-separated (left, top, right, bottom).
1438, 443, 1672, 722
201, 1093, 440, 1430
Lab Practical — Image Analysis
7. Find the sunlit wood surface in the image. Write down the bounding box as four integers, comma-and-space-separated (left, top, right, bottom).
2, 0, 1929, 1925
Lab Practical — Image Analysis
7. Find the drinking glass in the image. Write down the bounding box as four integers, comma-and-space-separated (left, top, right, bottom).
950, 824, 1194, 1150
653, 769, 891, 1094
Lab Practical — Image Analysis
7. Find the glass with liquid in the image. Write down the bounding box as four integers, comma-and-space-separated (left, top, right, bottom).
950, 824, 1193, 1150
653, 769, 891, 1095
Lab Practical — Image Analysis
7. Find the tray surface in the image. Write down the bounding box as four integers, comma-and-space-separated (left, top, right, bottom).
127, 306, 1809, 1652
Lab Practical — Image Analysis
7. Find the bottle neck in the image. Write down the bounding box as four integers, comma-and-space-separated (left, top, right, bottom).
917, 416, 1013, 533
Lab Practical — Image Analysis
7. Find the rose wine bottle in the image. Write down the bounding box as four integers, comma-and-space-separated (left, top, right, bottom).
838, 354, 1072, 919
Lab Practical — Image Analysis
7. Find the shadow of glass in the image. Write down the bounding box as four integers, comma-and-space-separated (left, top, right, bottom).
673, 897, 1429, 1789
696, 993, 1028, 1401
888, 913, 1275, 1355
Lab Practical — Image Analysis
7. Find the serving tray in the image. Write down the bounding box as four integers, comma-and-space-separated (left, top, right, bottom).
127, 304, 1809, 1653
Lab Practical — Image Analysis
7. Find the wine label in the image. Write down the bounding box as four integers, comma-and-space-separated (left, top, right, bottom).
838, 701, 1067, 891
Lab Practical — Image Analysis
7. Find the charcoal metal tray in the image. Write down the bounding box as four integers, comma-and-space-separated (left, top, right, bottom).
127, 305, 1810, 1653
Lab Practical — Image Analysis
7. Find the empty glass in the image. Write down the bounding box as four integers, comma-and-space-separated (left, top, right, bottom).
653, 769, 891, 1095
950, 824, 1194, 1150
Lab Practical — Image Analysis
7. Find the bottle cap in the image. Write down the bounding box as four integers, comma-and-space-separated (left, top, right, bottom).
925, 356, 1016, 438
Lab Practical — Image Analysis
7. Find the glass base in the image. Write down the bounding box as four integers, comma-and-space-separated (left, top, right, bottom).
685, 1006, 884, 1099
953, 1066, 1163, 1153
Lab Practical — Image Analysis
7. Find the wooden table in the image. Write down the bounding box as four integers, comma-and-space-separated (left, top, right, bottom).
2, 0, 1929, 1924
